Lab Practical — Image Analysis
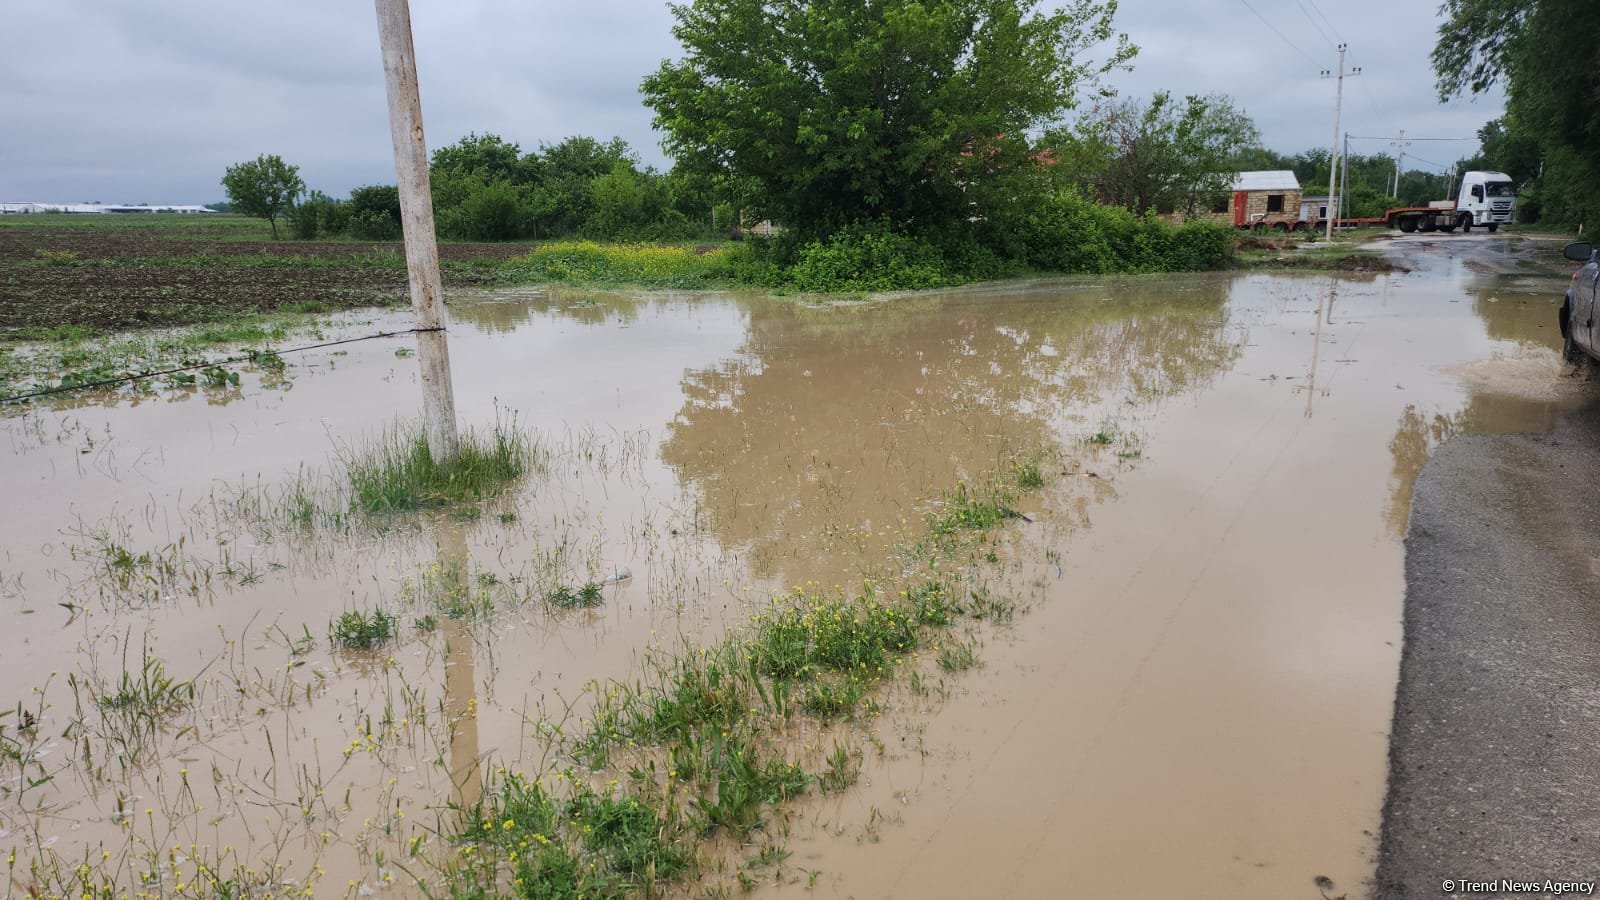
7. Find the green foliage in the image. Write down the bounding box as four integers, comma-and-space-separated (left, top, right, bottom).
1004, 191, 1234, 275
220, 154, 304, 239
787, 223, 955, 292
432, 132, 528, 184
929, 482, 1021, 535
1433, 0, 1598, 229
643, 0, 1136, 237
506, 241, 743, 288
346, 185, 403, 240
568, 789, 691, 879
587, 164, 696, 241
546, 582, 605, 610
288, 190, 345, 240
329, 608, 398, 650
1047, 91, 1260, 214
342, 422, 533, 515
449, 180, 534, 241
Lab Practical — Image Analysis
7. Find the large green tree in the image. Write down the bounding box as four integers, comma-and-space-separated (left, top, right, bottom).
1433, 0, 1600, 227
220, 154, 304, 239
642, 0, 1134, 236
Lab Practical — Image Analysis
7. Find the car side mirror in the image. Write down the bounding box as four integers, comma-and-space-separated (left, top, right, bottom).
1471, 187, 1484, 200
1563, 241, 1594, 262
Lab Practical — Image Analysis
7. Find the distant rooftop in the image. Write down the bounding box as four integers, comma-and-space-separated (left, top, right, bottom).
1231, 170, 1301, 192
0, 202, 216, 214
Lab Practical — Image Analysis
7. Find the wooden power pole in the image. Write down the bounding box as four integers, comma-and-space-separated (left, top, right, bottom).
375, 0, 459, 461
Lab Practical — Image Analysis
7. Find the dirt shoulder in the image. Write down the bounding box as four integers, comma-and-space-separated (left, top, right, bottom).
1375, 405, 1600, 897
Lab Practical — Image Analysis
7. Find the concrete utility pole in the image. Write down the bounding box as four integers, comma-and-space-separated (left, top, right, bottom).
1339, 133, 1351, 232
375, 0, 459, 461
1322, 44, 1361, 241
1389, 129, 1410, 197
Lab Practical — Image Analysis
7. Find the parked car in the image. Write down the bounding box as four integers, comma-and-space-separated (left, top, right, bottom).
1561, 241, 1600, 363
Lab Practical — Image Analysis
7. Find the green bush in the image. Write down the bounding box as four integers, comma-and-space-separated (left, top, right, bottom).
451, 181, 533, 241
1008, 191, 1233, 274
786, 222, 954, 292
289, 191, 345, 240
347, 185, 403, 240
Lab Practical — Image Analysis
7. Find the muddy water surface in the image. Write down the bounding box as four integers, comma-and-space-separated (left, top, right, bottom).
760, 245, 1590, 899
1, 240, 1584, 898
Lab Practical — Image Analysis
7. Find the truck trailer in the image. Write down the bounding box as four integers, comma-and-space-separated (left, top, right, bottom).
1237, 170, 1517, 234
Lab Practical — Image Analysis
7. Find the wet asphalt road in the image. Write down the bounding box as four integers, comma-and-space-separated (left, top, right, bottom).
1375, 233, 1600, 899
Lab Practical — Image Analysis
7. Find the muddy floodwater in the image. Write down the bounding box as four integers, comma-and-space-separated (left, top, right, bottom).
1, 238, 1586, 898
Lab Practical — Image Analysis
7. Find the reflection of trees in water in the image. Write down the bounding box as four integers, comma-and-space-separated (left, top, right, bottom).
1383, 393, 1570, 537
449, 290, 690, 334
659, 280, 1245, 581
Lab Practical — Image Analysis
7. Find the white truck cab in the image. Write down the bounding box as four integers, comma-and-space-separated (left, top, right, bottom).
1456, 170, 1516, 233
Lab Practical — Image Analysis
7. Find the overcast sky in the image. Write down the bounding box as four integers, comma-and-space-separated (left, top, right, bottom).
0, 0, 1504, 204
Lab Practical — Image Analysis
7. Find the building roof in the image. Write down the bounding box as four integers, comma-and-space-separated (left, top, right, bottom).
1232, 170, 1301, 192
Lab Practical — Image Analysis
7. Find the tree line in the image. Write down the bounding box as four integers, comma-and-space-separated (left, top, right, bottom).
1432, 0, 1597, 228
223, 134, 731, 243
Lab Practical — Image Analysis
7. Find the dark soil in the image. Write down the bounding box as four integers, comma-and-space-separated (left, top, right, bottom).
0, 226, 531, 334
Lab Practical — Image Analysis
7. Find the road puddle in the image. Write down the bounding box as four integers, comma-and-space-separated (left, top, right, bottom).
1, 249, 1588, 897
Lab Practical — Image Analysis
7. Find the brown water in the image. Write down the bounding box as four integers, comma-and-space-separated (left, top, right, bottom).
1, 240, 1587, 898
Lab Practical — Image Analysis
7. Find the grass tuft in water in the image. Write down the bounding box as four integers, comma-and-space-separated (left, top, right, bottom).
343, 420, 534, 515
329, 608, 397, 650
1012, 459, 1045, 490
547, 582, 605, 610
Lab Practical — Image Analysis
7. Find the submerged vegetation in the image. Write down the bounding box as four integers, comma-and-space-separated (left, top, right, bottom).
433, 457, 1050, 897
342, 420, 534, 515
330, 608, 399, 650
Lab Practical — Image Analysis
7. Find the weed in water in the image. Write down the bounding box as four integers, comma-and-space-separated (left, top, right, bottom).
70, 653, 194, 773
569, 787, 692, 880
937, 638, 980, 673
329, 608, 397, 650
929, 482, 1020, 535
819, 743, 861, 795
93, 657, 192, 720
414, 614, 439, 634
1012, 460, 1045, 490
546, 582, 605, 610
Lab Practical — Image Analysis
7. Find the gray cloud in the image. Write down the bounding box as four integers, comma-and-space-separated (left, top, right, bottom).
0, 0, 1503, 203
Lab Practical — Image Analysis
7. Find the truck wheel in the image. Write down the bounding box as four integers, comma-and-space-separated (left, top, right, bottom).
1486, 223, 1499, 233
1398, 217, 1417, 233
1459, 213, 1472, 233
1419, 219, 1437, 233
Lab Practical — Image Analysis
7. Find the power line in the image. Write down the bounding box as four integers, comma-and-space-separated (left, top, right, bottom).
1403, 153, 1456, 172
0, 326, 442, 406
1304, 0, 1346, 43
1237, 0, 1317, 64
1347, 135, 1478, 142
1295, 0, 1336, 47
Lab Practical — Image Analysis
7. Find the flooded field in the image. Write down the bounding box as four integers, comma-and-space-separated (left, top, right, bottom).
2, 237, 1588, 898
